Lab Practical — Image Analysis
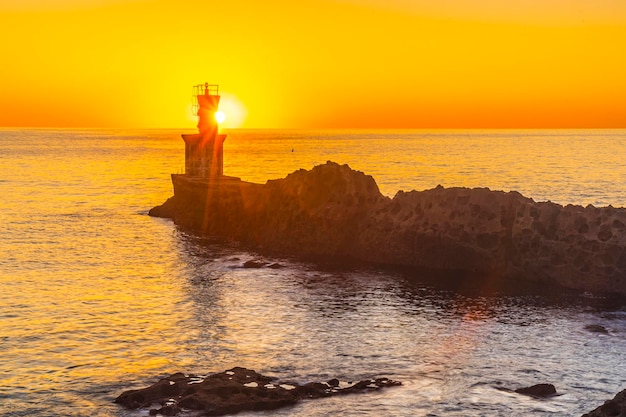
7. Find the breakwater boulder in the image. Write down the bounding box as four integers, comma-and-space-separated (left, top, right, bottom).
150, 161, 626, 295
115, 367, 400, 416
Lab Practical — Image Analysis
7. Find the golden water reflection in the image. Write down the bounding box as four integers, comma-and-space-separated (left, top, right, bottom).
2, 129, 626, 416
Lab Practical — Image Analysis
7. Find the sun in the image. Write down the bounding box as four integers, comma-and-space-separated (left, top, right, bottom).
215, 111, 226, 124
217, 93, 247, 128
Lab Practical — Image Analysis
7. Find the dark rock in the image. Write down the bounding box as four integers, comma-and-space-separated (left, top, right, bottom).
327, 378, 340, 387
115, 373, 189, 409
148, 196, 177, 219
243, 260, 267, 269
115, 367, 401, 416
149, 405, 180, 416
515, 383, 557, 398
296, 381, 332, 399
582, 389, 626, 416
585, 324, 609, 334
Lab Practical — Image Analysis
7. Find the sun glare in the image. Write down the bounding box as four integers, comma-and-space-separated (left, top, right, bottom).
215, 111, 226, 124
218, 93, 247, 128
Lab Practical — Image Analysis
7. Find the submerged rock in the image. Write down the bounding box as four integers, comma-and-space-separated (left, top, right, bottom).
115, 367, 401, 416
242, 260, 267, 269
584, 324, 610, 334
495, 383, 558, 399
150, 161, 626, 296
515, 383, 557, 398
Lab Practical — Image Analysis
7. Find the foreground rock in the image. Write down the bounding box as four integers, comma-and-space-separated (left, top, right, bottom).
150, 161, 626, 296
582, 389, 626, 417
115, 367, 400, 416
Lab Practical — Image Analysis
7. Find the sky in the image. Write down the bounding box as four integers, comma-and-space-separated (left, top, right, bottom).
1, 0, 625, 129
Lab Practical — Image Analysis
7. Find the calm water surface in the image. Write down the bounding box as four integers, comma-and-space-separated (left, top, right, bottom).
1, 128, 625, 417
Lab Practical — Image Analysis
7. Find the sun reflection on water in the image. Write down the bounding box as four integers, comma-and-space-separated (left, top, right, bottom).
2, 129, 626, 416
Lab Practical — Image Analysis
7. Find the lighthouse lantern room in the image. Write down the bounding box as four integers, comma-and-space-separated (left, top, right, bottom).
181, 83, 227, 178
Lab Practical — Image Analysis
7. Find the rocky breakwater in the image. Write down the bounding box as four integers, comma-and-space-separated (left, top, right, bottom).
150, 162, 626, 295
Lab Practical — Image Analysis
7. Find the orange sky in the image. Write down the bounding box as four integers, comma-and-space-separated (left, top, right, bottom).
1, 0, 625, 128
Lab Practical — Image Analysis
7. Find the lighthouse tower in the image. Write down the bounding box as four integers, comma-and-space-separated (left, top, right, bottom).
182, 83, 227, 178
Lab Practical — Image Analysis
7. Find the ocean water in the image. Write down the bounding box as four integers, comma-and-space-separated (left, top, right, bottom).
1, 128, 625, 417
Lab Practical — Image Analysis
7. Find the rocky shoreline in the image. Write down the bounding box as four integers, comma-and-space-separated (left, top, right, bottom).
150, 161, 626, 296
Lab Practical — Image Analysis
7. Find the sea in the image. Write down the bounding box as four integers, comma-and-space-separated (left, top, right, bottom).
1, 128, 626, 417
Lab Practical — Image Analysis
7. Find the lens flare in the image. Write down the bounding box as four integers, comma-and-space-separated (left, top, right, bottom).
218, 93, 247, 128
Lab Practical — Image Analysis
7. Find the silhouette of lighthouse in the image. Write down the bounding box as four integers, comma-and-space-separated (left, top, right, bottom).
182, 83, 226, 178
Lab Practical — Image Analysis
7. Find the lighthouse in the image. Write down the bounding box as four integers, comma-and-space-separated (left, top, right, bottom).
181, 83, 227, 178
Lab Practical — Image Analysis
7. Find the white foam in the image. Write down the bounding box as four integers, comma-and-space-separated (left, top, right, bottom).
279, 384, 296, 390
188, 378, 204, 385
244, 382, 259, 388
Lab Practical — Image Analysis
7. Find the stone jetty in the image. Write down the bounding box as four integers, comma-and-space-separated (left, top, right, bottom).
150, 161, 626, 296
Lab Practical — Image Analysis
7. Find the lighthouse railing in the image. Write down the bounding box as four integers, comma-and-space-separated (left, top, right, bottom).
191, 83, 219, 115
